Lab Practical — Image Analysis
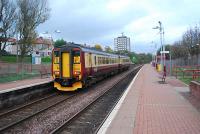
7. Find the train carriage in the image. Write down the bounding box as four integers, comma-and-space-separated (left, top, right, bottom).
52, 43, 131, 91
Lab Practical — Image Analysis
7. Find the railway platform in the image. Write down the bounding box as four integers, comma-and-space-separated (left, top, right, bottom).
98, 64, 200, 134
0, 77, 52, 94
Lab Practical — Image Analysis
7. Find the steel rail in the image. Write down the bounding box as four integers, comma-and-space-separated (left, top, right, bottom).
0, 92, 57, 117
50, 66, 141, 134
0, 93, 76, 132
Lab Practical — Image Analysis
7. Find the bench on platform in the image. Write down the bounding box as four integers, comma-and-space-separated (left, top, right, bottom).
192, 70, 200, 79
173, 66, 200, 79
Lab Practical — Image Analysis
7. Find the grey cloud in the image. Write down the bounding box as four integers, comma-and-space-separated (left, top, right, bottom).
38, 0, 146, 41
37, 0, 200, 53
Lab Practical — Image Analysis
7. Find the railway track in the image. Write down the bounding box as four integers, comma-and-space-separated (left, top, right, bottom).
0, 65, 141, 133
0, 91, 76, 132
50, 66, 140, 134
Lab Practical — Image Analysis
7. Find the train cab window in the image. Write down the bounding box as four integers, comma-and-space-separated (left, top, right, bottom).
54, 51, 59, 57
54, 51, 59, 64
73, 51, 80, 64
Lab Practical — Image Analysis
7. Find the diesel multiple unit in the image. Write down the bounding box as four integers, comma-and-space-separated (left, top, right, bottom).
52, 43, 131, 91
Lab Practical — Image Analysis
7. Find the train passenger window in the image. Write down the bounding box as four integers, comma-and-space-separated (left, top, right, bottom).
98, 57, 101, 65
106, 58, 109, 64
99, 57, 100, 65
89, 55, 91, 66
95, 56, 96, 65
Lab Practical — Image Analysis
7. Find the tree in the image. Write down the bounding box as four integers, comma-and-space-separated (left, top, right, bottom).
136, 53, 152, 64
94, 44, 102, 51
156, 44, 172, 60
54, 39, 66, 48
114, 50, 129, 55
0, 0, 17, 56
105, 46, 113, 53
127, 51, 138, 63
17, 0, 50, 60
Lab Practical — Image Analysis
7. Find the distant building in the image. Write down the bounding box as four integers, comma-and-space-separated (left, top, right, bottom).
32, 37, 53, 57
10, 37, 53, 57
4, 38, 16, 53
114, 33, 131, 52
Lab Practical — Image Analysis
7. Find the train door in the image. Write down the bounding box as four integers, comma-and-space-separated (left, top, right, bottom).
62, 52, 71, 78
72, 49, 81, 79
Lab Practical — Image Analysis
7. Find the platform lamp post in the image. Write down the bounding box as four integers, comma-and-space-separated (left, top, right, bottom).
196, 43, 199, 65
43, 30, 61, 45
153, 21, 165, 72
151, 41, 157, 65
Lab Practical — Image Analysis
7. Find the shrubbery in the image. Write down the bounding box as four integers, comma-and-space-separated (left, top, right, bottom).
42, 56, 51, 63
0, 55, 31, 63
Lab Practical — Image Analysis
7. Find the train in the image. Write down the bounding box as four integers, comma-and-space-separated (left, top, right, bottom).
52, 43, 131, 91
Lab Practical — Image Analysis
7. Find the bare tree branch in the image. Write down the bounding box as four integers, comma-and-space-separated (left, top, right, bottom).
17, 0, 50, 60
0, 0, 17, 55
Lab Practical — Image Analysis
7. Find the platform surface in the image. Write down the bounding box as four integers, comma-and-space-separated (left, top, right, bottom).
98, 64, 200, 134
0, 77, 52, 94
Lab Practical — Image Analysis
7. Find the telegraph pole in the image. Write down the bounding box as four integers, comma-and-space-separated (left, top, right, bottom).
153, 21, 165, 71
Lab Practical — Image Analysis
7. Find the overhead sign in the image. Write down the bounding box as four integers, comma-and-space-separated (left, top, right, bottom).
161, 51, 169, 54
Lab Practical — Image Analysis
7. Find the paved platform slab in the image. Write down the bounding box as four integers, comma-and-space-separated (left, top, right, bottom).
0, 77, 52, 93
98, 64, 200, 134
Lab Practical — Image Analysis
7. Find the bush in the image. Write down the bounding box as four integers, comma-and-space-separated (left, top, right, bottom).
42, 56, 51, 63
0, 55, 31, 63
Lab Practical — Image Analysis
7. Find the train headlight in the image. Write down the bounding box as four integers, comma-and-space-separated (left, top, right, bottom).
54, 71, 60, 76
74, 71, 80, 75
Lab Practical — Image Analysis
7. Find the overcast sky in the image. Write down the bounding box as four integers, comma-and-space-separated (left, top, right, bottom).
37, 0, 200, 53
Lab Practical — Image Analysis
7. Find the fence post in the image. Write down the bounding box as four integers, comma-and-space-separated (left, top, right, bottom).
175, 66, 177, 78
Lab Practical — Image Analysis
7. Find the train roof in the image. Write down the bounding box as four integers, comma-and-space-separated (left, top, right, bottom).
58, 43, 130, 58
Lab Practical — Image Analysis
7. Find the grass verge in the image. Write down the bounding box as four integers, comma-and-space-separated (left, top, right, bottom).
178, 77, 200, 85
0, 73, 39, 83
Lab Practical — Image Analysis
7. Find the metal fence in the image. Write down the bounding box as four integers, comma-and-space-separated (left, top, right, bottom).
163, 54, 200, 78
171, 54, 200, 66
0, 60, 51, 83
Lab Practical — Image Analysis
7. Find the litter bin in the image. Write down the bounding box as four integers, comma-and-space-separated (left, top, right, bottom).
157, 64, 162, 72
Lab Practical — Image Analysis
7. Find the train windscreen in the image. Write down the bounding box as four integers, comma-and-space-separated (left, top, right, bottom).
73, 51, 80, 64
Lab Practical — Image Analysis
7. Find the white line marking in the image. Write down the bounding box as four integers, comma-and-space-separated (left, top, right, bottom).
97, 67, 142, 134
0, 79, 53, 94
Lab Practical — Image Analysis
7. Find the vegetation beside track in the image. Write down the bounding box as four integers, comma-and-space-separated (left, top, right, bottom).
0, 72, 39, 83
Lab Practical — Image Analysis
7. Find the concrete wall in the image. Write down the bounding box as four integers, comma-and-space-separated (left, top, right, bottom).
0, 82, 54, 109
